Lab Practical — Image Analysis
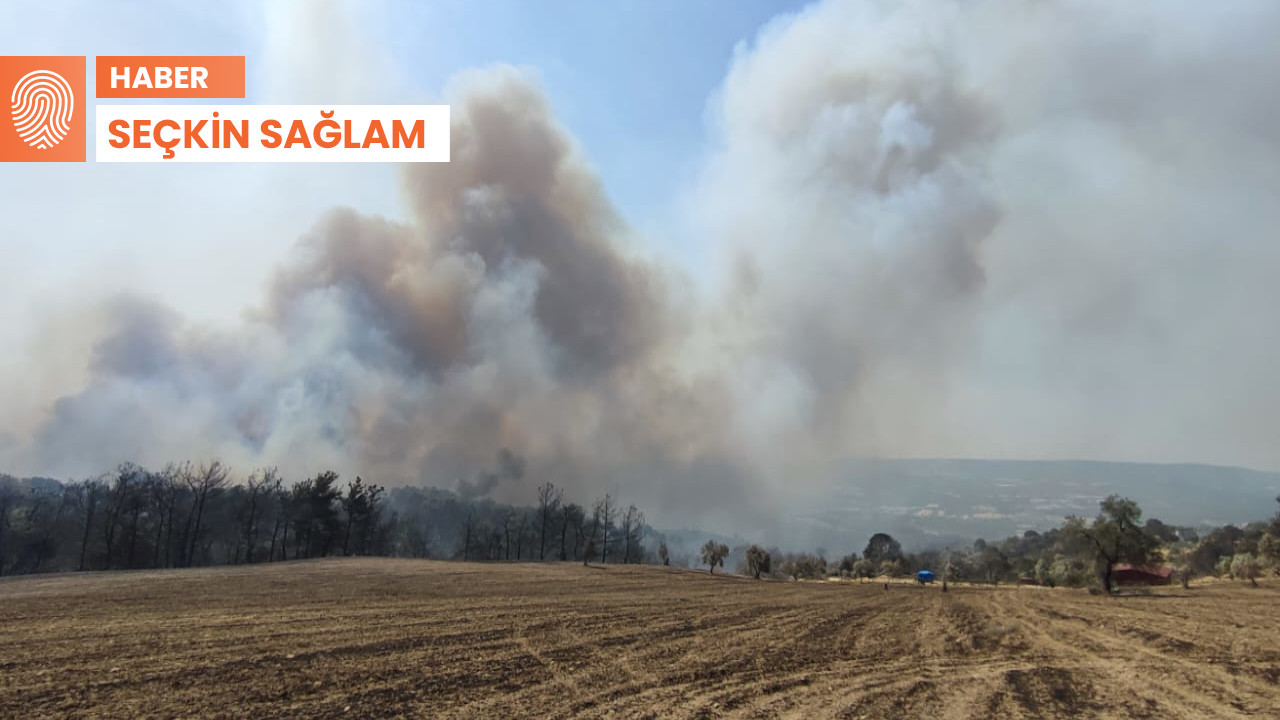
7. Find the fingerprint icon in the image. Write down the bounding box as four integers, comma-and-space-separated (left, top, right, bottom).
11, 69, 74, 150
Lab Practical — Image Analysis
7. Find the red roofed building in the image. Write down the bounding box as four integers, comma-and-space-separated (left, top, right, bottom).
1111, 563, 1174, 586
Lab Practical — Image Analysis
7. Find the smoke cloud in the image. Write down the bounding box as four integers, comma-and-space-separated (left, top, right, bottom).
7, 0, 1280, 538
455, 448, 526, 501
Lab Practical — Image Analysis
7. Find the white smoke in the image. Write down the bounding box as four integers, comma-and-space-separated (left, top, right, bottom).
697, 0, 1280, 474
5, 0, 1280, 536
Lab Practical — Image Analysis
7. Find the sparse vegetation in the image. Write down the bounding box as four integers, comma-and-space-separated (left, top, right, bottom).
780, 552, 826, 581
1231, 553, 1263, 587
1064, 496, 1159, 593
2, 468, 1278, 599
744, 544, 771, 579
700, 540, 728, 574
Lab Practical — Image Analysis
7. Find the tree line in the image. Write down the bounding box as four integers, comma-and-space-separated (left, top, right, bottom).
0, 463, 655, 576
3, 461, 1279, 594
451, 485, 648, 565
712, 495, 1280, 593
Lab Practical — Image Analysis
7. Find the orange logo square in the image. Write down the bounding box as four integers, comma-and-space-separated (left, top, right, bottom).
0, 56, 86, 162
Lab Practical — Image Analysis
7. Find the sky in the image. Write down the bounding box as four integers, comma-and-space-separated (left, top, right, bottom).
0, 0, 794, 326
2, 1, 1279, 532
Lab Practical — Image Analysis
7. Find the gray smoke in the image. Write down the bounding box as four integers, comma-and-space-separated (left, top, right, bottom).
693, 0, 1280, 476
8, 0, 1280, 539
456, 448, 526, 501
24, 64, 742, 525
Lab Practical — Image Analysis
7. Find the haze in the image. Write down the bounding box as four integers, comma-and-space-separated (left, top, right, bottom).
2, 0, 1278, 536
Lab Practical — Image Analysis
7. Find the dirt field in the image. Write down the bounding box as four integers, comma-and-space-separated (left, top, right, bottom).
1, 559, 1278, 719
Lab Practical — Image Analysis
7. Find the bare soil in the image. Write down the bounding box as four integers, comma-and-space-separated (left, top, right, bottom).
2, 559, 1278, 719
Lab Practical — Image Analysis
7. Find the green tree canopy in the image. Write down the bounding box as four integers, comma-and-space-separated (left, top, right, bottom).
1065, 495, 1158, 593
863, 533, 902, 566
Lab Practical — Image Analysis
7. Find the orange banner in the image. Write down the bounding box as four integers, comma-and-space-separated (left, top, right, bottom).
0, 56, 86, 162
95, 56, 244, 98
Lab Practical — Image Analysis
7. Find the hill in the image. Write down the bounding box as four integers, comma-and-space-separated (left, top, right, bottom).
782, 459, 1280, 551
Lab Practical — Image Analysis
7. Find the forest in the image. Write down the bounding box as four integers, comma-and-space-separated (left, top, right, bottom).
2, 461, 1278, 593
0, 462, 651, 574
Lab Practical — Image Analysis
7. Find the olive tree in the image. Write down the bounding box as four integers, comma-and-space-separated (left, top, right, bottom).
1231, 553, 1262, 587
1064, 495, 1158, 594
701, 540, 728, 574
745, 544, 771, 579
863, 533, 902, 566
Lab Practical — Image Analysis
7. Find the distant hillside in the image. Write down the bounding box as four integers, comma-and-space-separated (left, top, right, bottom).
784, 459, 1280, 552
6, 460, 1278, 559
0, 474, 62, 494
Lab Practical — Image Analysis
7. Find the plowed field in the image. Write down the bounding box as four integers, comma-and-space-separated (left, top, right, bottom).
2, 559, 1278, 718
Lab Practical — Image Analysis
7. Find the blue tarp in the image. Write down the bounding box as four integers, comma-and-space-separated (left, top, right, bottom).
916, 570, 936, 582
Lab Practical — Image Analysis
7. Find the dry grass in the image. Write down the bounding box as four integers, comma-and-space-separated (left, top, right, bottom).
2, 558, 1278, 719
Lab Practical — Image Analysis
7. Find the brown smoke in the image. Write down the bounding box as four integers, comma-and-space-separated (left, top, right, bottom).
10, 1, 1280, 542
26, 65, 742, 521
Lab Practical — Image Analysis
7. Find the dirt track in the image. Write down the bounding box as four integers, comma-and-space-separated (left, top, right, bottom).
1, 559, 1277, 719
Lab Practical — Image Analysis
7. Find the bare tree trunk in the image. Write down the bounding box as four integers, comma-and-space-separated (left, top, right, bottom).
178, 494, 197, 567
573, 517, 584, 562
102, 483, 124, 569
243, 484, 260, 564
33, 490, 71, 574
279, 513, 290, 562
515, 514, 527, 560
462, 513, 473, 561
584, 512, 599, 567
0, 493, 13, 576
152, 486, 167, 569
536, 482, 560, 562
185, 461, 229, 567
269, 512, 282, 563
559, 511, 569, 561
342, 514, 353, 557
125, 504, 142, 569
188, 488, 206, 567
163, 487, 178, 568
597, 495, 614, 564
503, 512, 514, 561
620, 506, 640, 564
78, 485, 98, 571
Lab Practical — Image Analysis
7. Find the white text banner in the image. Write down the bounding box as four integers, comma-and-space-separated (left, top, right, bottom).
95, 105, 450, 162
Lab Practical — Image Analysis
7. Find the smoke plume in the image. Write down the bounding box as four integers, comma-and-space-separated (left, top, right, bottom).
8, 0, 1280, 538
455, 448, 526, 501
